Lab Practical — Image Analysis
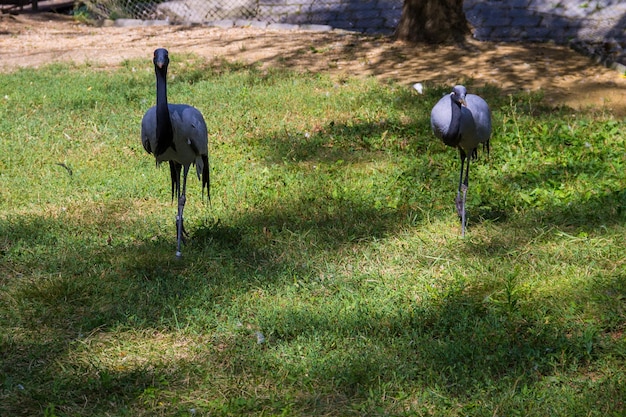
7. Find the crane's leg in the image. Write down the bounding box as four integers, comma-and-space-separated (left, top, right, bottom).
455, 150, 466, 219
455, 150, 470, 237
461, 158, 471, 237
175, 165, 190, 258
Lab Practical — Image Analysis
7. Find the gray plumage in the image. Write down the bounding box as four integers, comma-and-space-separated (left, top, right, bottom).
430, 85, 491, 236
141, 48, 210, 257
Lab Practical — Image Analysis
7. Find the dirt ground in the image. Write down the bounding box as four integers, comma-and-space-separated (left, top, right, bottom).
2, 12, 625, 116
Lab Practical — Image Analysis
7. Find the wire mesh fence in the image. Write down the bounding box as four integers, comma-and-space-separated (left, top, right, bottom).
83, 0, 403, 34
87, 0, 249, 23
85, 0, 384, 24
85, 0, 260, 22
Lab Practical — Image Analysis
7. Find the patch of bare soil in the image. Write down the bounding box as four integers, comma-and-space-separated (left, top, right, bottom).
1, 13, 625, 115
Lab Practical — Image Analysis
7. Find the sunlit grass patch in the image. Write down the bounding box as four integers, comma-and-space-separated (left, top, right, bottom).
1, 55, 625, 416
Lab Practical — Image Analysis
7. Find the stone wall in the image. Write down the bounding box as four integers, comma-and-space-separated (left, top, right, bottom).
464, 0, 626, 44
257, 0, 402, 34
463, 0, 626, 69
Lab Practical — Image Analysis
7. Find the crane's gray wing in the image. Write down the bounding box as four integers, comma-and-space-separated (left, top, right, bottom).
141, 106, 157, 155
430, 94, 453, 140
465, 94, 492, 143
169, 104, 208, 156
169, 104, 209, 184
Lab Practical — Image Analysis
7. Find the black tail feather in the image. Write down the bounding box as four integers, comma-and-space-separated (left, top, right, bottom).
169, 161, 182, 201
201, 154, 210, 201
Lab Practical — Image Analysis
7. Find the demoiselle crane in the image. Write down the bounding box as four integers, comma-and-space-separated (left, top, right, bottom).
141, 48, 210, 257
430, 85, 491, 236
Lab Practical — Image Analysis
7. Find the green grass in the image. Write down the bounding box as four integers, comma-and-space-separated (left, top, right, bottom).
0, 53, 625, 416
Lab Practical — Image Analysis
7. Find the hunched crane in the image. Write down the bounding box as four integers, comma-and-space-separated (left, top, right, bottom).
141, 48, 210, 257
430, 85, 491, 236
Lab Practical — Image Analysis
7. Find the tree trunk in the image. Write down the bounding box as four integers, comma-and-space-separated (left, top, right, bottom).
395, 0, 470, 43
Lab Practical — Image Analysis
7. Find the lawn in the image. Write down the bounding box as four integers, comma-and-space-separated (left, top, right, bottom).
0, 54, 625, 416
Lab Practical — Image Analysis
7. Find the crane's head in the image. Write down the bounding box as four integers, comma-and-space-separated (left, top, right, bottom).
450, 85, 467, 106
153, 48, 169, 70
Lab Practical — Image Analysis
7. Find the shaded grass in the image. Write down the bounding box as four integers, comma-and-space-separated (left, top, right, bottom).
0, 55, 625, 416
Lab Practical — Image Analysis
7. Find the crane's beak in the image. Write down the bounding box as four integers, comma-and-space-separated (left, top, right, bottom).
459, 98, 467, 107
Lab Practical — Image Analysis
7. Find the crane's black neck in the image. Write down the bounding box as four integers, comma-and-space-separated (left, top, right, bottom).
154, 66, 174, 156
442, 96, 462, 147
